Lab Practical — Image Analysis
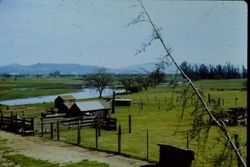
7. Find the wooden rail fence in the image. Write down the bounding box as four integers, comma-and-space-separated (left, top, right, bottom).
0, 113, 34, 135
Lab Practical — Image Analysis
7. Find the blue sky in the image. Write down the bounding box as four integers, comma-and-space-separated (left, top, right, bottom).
0, 0, 247, 68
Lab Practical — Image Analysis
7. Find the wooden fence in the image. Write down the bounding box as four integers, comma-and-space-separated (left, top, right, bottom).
0, 113, 34, 135
40, 113, 117, 137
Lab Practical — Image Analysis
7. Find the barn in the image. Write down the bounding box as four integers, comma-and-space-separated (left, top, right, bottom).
67, 101, 111, 118
54, 95, 75, 113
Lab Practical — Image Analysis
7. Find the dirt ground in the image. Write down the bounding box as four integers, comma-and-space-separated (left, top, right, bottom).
0, 130, 154, 167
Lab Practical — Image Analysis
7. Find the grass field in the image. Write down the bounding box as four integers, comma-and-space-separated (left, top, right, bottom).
0, 76, 82, 100
0, 77, 247, 167
49, 79, 246, 166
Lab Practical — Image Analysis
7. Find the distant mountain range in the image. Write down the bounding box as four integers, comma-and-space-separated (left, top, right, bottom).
0, 63, 177, 75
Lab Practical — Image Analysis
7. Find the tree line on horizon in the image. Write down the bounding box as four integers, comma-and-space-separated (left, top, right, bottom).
84, 61, 247, 98
180, 61, 247, 80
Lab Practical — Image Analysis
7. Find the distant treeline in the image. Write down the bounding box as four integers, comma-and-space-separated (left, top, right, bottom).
180, 61, 247, 80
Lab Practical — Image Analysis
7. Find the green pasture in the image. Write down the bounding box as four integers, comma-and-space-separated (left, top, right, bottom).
0, 78, 247, 167
56, 79, 247, 166
0, 76, 82, 100
0, 76, 83, 89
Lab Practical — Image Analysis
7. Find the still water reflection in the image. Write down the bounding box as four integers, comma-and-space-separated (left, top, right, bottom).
0, 88, 124, 106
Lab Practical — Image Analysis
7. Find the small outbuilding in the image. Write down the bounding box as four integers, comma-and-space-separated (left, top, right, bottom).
157, 144, 195, 167
67, 101, 111, 118
113, 99, 131, 106
54, 95, 75, 113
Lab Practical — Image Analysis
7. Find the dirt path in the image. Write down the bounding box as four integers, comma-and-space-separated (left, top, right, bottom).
0, 130, 153, 167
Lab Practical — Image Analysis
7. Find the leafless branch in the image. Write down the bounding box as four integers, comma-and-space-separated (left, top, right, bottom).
136, 0, 246, 166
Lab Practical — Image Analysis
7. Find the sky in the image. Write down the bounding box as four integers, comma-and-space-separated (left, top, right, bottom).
0, 0, 247, 68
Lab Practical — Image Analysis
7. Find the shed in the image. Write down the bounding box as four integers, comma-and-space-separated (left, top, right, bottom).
113, 99, 131, 106
55, 95, 75, 113
67, 101, 111, 118
158, 144, 195, 167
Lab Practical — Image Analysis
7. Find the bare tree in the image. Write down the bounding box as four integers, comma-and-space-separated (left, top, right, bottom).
130, 1, 246, 166
85, 68, 112, 98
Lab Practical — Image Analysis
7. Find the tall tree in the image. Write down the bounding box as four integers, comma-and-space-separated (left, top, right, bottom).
198, 64, 209, 79
242, 65, 247, 78
149, 67, 166, 86
84, 68, 111, 98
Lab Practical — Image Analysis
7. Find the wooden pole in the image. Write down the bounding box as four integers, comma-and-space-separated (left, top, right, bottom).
97, 114, 101, 137
15, 113, 18, 132
146, 129, 149, 160
0, 113, 3, 128
10, 112, 13, 131
141, 100, 143, 111
186, 132, 189, 149
112, 91, 115, 114
235, 97, 238, 106
128, 115, 131, 133
77, 121, 81, 145
22, 118, 25, 135
218, 98, 221, 106
118, 125, 121, 153
31, 118, 34, 133
41, 114, 44, 137
95, 126, 98, 149
50, 123, 53, 139
57, 120, 60, 141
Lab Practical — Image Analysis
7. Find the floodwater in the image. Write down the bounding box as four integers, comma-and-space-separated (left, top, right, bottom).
0, 88, 124, 106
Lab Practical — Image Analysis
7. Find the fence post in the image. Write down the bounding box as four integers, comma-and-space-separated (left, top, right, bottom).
146, 129, 149, 160
118, 125, 121, 153
41, 113, 44, 137
31, 118, 34, 133
141, 100, 143, 111
22, 118, 25, 135
218, 98, 221, 106
208, 93, 211, 104
128, 115, 131, 133
186, 132, 189, 149
158, 100, 160, 110
0, 113, 3, 129
77, 121, 81, 145
235, 97, 238, 106
14, 113, 18, 132
10, 112, 13, 131
57, 120, 60, 141
50, 123, 53, 139
95, 126, 98, 149
112, 91, 115, 114
97, 114, 101, 137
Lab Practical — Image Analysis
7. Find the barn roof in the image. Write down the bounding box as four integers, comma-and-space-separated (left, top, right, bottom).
57, 95, 75, 100
64, 102, 74, 109
74, 101, 111, 112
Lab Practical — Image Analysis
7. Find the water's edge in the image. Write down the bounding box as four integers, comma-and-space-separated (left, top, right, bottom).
0, 88, 124, 106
